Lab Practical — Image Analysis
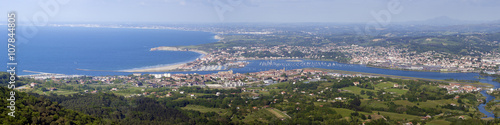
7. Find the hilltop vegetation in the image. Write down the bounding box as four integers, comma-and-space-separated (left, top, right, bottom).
0, 72, 31, 87
34, 92, 228, 125
0, 87, 104, 124
370, 33, 500, 56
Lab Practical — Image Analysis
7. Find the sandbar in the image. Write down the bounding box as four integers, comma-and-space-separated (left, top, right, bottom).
122, 63, 186, 72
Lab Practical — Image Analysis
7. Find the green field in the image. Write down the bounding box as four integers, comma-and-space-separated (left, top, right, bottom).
378, 111, 420, 120
392, 100, 417, 107
375, 82, 395, 89
331, 108, 371, 118
267, 108, 290, 119
26, 88, 79, 95
241, 109, 277, 123
341, 86, 375, 98
385, 88, 408, 95
375, 82, 408, 95
426, 119, 452, 125
341, 81, 408, 99
418, 100, 458, 109
361, 100, 389, 109
44, 90, 79, 95
181, 105, 231, 116
112, 87, 145, 96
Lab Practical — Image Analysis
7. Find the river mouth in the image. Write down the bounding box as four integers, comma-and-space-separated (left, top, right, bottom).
479, 90, 498, 118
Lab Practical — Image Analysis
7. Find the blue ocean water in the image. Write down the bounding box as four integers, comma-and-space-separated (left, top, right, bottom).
0, 26, 218, 76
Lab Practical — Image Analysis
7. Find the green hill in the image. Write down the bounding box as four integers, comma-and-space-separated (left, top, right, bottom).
0, 87, 105, 124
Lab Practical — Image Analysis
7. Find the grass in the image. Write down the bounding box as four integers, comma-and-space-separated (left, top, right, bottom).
331, 108, 371, 118
367, 99, 467, 112
45, 90, 79, 95
377, 111, 420, 120
241, 109, 276, 123
418, 100, 457, 109
313, 102, 328, 106
426, 119, 452, 125
112, 92, 135, 96
28, 89, 79, 95
266, 108, 290, 118
342, 86, 375, 94
341, 81, 407, 99
341, 86, 375, 98
392, 100, 416, 107
112, 87, 145, 96
318, 81, 335, 88
375, 82, 395, 89
385, 88, 408, 95
374, 82, 408, 95
181, 104, 230, 116
258, 91, 271, 96
361, 100, 388, 109
331, 108, 356, 117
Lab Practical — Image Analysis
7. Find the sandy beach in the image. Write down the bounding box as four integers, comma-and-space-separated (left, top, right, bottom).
214, 35, 223, 41
150, 46, 208, 55
121, 46, 208, 72
122, 63, 186, 72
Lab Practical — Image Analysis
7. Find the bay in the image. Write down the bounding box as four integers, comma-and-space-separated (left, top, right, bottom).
0, 26, 218, 76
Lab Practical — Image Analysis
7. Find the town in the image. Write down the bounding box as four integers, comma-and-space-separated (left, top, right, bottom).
168, 44, 500, 74
20, 68, 495, 98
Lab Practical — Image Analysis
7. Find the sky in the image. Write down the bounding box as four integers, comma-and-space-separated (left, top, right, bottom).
1, 0, 500, 23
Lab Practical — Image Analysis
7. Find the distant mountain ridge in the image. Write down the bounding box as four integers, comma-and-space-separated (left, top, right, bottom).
400, 16, 488, 26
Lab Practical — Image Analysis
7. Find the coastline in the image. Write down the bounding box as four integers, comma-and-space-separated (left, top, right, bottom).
118, 34, 220, 73
150, 46, 208, 55
121, 63, 186, 72
122, 46, 207, 72
214, 35, 223, 42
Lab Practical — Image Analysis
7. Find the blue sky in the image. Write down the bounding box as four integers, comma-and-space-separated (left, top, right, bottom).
1, 0, 500, 23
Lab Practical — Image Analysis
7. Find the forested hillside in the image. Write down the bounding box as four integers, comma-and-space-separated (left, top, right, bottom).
34, 92, 228, 124
0, 87, 105, 124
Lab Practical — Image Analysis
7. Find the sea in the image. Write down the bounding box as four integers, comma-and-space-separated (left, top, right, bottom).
0, 26, 498, 118
1, 26, 218, 76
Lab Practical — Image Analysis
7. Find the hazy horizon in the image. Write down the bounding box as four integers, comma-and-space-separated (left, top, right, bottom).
1, 0, 500, 24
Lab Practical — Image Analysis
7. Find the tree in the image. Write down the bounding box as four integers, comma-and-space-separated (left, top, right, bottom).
351, 98, 361, 107
351, 112, 359, 116
361, 115, 367, 120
